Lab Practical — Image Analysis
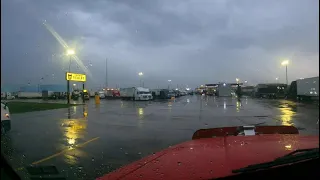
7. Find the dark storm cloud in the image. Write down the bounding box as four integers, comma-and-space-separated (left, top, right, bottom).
2, 0, 319, 89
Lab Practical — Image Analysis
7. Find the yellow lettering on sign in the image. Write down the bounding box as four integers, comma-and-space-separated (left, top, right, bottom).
66, 73, 86, 82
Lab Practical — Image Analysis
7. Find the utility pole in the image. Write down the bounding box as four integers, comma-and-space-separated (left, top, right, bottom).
285, 65, 288, 85
105, 58, 108, 88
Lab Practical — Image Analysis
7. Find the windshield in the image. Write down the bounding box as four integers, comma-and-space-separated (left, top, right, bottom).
138, 91, 150, 95
1, 0, 319, 180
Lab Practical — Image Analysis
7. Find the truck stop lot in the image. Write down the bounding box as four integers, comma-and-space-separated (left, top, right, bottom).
1, 95, 319, 179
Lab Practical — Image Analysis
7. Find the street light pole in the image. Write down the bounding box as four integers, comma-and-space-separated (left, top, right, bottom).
285, 65, 288, 85
67, 79, 70, 104
281, 60, 289, 85
67, 56, 72, 104
38, 77, 44, 93
105, 58, 108, 88
82, 83, 85, 103
68, 56, 72, 73
168, 80, 172, 90
138, 72, 143, 87
66, 49, 75, 105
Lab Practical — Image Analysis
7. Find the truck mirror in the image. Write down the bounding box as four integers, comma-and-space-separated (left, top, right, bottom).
3, 102, 8, 110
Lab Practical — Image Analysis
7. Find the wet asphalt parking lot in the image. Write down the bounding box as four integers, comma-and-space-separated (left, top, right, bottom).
1, 95, 319, 179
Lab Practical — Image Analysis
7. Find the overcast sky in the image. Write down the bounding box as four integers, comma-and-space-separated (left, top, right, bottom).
1, 0, 319, 89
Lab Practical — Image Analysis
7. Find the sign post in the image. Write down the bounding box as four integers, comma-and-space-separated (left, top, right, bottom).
82, 83, 85, 103
67, 76, 70, 104
66, 72, 87, 104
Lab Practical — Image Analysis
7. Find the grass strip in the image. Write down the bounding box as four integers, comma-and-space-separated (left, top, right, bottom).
6, 102, 79, 114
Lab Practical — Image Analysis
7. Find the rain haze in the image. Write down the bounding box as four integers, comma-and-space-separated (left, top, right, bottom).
1, 0, 319, 89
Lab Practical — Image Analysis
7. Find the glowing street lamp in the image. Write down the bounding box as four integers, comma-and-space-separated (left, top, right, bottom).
67, 49, 75, 56
281, 60, 289, 66
281, 60, 289, 85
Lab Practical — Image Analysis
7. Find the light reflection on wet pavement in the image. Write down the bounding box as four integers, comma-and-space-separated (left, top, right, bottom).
1, 96, 319, 179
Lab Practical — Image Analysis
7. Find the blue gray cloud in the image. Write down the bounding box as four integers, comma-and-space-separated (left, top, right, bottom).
1, 0, 319, 89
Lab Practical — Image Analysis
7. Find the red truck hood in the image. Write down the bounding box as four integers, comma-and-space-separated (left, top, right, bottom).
98, 134, 319, 180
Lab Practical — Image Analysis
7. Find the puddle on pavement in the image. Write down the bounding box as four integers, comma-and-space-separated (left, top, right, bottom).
62, 106, 89, 149
137, 108, 144, 119
278, 107, 295, 126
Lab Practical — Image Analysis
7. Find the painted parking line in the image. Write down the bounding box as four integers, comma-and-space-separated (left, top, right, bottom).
16, 137, 100, 170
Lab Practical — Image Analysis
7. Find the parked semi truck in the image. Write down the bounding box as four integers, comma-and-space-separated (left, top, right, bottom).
1, 92, 15, 100
241, 86, 255, 96
203, 83, 233, 97
42, 90, 54, 99
253, 83, 287, 99
120, 87, 152, 100
150, 89, 171, 99
17, 92, 42, 99
287, 77, 319, 101
104, 89, 120, 97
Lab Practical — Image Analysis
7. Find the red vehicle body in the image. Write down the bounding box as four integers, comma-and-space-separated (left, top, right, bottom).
97, 126, 319, 180
104, 89, 120, 97
112, 90, 120, 97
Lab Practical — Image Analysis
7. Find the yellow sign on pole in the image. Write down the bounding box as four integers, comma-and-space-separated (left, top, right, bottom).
66, 72, 86, 82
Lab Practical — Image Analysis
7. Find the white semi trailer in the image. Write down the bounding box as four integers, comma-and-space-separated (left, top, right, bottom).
120, 87, 152, 100
17, 92, 42, 99
217, 83, 232, 97
296, 76, 319, 100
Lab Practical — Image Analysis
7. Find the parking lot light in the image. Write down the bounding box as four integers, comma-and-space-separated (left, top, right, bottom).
281, 60, 289, 66
67, 49, 75, 56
